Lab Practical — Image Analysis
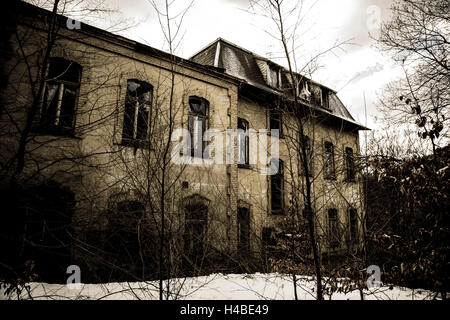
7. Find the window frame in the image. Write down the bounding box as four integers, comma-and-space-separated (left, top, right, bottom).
269, 108, 283, 137
298, 78, 311, 102
324, 141, 336, 180
237, 117, 250, 167
121, 79, 153, 146
183, 196, 208, 263
188, 96, 209, 158
345, 147, 356, 182
40, 58, 82, 135
328, 208, 340, 248
321, 88, 330, 109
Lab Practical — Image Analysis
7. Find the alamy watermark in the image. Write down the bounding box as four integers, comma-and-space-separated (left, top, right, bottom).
66, 18, 81, 30
366, 265, 382, 289
66, 265, 81, 289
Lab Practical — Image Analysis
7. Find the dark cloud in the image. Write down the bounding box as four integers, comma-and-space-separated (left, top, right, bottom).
350, 62, 384, 83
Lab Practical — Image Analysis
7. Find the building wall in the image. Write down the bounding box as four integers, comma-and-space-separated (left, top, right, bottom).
0, 20, 240, 262
1, 13, 365, 272
236, 95, 364, 256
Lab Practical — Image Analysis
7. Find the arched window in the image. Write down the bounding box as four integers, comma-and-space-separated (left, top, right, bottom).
106, 199, 146, 279
183, 194, 208, 264
41, 58, 82, 133
188, 96, 209, 157
122, 79, 153, 143
345, 147, 355, 181
237, 118, 249, 166
328, 208, 340, 248
324, 141, 336, 179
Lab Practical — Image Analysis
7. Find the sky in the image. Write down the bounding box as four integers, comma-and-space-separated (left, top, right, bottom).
60, 0, 405, 131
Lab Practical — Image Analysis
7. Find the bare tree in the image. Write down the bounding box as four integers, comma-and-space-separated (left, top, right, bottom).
376, 0, 449, 155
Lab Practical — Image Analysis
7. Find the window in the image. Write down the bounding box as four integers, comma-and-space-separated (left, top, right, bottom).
300, 135, 313, 175
349, 208, 358, 243
328, 208, 340, 248
271, 158, 284, 215
311, 84, 322, 106
321, 88, 329, 109
184, 195, 208, 264
237, 207, 250, 255
324, 141, 336, 179
188, 96, 209, 157
345, 147, 355, 181
41, 58, 82, 133
298, 79, 311, 101
269, 109, 282, 136
268, 67, 280, 88
238, 118, 249, 166
122, 79, 153, 143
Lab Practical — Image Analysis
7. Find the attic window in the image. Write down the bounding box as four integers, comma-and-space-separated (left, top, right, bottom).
267, 66, 280, 88
321, 88, 330, 109
311, 84, 322, 107
298, 79, 311, 101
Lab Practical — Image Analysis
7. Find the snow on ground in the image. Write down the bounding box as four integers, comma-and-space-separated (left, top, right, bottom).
0, 273, 438, 300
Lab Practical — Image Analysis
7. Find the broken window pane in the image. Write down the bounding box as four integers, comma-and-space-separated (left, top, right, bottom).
122, 79, 153, 143
188, 97, 209, 157
41, 58, 81, 133
238, 118, 249, 165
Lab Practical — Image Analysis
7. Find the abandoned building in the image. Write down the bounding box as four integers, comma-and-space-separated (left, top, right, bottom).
0, 2, 368, 282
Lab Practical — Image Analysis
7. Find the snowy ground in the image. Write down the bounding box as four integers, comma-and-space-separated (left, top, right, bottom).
0, 273, 438, 300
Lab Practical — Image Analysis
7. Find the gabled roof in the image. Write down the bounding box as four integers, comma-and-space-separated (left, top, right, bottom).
190, 38, 369, 130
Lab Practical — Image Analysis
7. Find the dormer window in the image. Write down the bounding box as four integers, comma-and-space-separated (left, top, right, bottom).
321, 88, 330, 109
298, 79, 311, 101
267, 66, 281, 88
311, 84, 322, 107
